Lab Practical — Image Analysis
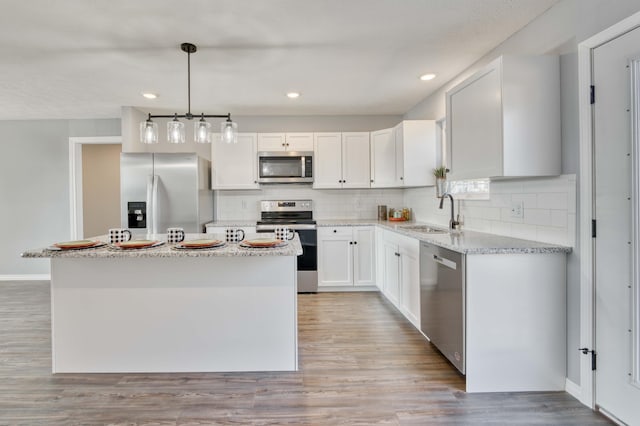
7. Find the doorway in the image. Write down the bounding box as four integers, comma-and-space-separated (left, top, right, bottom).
68, 136, 122, 239
589, 22, 640, 425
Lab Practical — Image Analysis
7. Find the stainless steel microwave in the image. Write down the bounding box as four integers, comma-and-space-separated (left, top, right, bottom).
257, 151, 313, 183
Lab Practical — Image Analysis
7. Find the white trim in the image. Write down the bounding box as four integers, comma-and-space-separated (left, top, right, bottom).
577, 9, 640, 410
0, 274, 50, 281
565, 378, 582, 401
68, 136, 122, 240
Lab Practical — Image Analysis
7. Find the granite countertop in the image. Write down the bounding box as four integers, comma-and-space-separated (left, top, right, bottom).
21, 233, 303, 259
317, 219, 572, 255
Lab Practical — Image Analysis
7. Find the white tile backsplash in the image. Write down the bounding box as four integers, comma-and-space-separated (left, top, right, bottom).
404, 174, 577, 247
216, 186, 404, 221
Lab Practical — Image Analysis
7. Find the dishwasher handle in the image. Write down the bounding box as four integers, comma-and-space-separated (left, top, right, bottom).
433, 254, 457, 270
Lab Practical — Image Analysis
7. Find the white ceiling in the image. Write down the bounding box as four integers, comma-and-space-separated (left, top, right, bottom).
0, 0, 558, 120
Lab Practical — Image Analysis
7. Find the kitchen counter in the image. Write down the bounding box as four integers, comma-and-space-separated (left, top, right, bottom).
205, 220, 257, 228
22, 233, 300, 374
316, 219, 571, 255
21, 233, 302, 259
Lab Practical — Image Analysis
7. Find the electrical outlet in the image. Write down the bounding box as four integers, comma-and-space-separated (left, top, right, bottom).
510, 201, 524, 219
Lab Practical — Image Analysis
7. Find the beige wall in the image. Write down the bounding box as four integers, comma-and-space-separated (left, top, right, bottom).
82, 144, 121, 237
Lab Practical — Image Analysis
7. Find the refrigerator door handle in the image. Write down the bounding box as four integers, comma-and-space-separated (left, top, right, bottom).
151, 175, 159, 235
146, 175, 154, 234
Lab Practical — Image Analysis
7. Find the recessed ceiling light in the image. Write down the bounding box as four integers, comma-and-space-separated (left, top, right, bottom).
419, 73, 436, 81
286, 92, 300, 99
142, 92, 158, 99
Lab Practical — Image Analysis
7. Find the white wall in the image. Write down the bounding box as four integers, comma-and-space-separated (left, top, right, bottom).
403, 0, 640, 386
0, 119, 120, 277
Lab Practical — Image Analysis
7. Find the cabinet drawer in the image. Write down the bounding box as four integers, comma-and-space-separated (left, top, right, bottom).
318, 227, 352, 238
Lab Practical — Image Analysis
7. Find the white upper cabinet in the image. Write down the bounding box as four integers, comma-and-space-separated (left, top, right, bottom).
211, 133, 259, 190
313, 132, 370, 189
446, 55, 560, 180
285, 133, 314, 151
370, 128, 396, 188
395, 120, 436, 187
258, 133, 314, 152
341, 132, 371, 189
371, 121, 436, 188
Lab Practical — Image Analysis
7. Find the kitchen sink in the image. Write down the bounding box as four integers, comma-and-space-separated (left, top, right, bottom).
399, 225, 448, 234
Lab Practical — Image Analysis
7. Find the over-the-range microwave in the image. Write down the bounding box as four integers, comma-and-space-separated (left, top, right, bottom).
257, 151, 313, 184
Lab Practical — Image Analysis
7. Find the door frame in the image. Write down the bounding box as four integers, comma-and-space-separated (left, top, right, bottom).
68, 136, 122, 239
578, 10, 640, 409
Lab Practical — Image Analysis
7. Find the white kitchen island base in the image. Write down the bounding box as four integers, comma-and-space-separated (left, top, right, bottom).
50, 255, 298, 373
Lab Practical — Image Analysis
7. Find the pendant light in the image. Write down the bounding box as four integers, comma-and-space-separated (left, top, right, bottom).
140, 42, 238, 144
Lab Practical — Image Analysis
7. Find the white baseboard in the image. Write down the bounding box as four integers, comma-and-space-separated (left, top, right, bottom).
0, 274, 50, 281
565, 378, 582, 401
317, 286, 380, 292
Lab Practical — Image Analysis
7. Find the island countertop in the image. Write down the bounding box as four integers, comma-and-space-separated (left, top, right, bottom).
21, 233, 303, 259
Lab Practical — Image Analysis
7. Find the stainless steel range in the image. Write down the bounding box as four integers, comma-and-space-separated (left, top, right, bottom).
256, 200, 317, 293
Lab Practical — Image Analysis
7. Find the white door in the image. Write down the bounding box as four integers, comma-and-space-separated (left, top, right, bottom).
211, 133, 258, 189
342, 132, 370, 188
370, 128, 396, 188
318, 228, 353, 287
257, 133, 286, 151
383, 241, 400, 307
285, 133, 314, 151
353, 227, 375, 286
399, 237, 420, 327
593, 25, 640, 425
394, 124, 405, 186
313, 133, 343, 189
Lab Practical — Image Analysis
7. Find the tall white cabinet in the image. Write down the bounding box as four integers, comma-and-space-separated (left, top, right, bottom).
370, 120, 436, 188
446, 55, 560, 180
211, 133, 259, 190
318, 226, 375, 288
313, 132, 370, 189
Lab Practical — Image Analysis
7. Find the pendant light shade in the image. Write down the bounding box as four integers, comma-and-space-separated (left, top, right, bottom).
140, 117, 158, 144
167, 115, 185, 144
221, 120, 238, 144
195, 116, 211, 144
139, 42, 237, 145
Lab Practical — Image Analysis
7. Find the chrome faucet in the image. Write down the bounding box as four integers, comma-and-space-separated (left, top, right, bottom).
439, 193, 461, 231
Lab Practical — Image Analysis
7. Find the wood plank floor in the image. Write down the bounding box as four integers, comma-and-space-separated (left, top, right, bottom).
0, 281, 611, 425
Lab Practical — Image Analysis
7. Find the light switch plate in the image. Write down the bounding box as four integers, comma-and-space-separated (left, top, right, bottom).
510, 201, 524, 219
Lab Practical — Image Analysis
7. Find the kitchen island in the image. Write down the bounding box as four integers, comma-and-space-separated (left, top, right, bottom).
22, 234, 302, 374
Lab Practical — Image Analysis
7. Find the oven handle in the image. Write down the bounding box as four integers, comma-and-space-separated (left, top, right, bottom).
256, 224, 317, 231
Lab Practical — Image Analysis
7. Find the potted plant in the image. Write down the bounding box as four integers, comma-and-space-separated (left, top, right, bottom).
433, 166, 449, 197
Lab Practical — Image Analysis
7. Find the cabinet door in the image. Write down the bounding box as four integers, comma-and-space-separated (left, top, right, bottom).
401, 120, 436, 187
399, 237, 421, 328
370, 128, 396, 188
313, 133, 343, 189
285, 133, 314, 151
383, 241, 400, 307
394, 124, 404, 186
447, 65, 503, 179
318, 228, 353, 287
257, 133, 286, 151
211, 133, 259, 189
353, 226, 375, 286
342, 132, 370, 189
375, 228, 385, 291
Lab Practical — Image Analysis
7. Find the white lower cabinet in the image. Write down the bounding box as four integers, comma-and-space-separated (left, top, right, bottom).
318, 226, 375, 288
378, 229, 421, 328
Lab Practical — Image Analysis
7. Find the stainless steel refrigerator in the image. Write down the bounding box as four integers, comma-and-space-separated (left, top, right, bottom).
120, 153, 213, 235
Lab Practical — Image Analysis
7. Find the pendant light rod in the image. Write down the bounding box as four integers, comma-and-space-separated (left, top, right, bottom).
146, 42, 233, 122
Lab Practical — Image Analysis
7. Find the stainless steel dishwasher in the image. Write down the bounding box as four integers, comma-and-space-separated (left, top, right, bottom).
420, 242, 466, 374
